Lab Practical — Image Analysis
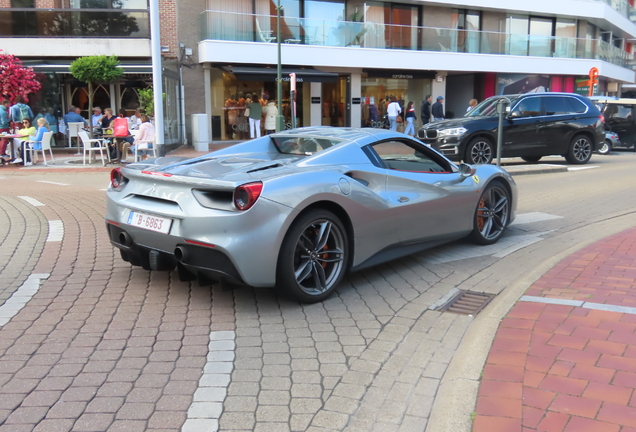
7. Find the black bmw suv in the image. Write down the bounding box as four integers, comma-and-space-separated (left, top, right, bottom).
417, 93, 604, 165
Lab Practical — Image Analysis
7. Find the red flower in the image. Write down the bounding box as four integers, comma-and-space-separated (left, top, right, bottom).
0, 50, 42, 104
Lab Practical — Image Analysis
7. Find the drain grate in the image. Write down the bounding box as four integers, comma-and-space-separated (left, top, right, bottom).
438, 291, 494, 315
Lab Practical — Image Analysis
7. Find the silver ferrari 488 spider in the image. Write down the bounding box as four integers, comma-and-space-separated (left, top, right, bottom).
106, 127, 517, 302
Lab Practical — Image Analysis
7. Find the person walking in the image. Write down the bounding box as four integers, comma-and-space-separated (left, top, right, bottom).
432, 96, 445, 121
247, 94, 263, 138
467, 98, 478, 113
404, 101, 417, 136
421, 95, 432, 125
9, 96, 34, 126
386, 96, 402, 131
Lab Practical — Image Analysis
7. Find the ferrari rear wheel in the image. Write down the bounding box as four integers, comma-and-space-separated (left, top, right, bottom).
469, 182, 510, 245
277, 209, 348, 303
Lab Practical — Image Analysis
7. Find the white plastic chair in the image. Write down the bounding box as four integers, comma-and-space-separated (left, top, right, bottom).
24, 131, 54, 166
134, 138, 157, 162
66, 122, 84, 148
78, 130, 110, 165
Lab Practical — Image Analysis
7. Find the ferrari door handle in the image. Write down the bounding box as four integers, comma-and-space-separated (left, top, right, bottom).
398, 196, 410, 203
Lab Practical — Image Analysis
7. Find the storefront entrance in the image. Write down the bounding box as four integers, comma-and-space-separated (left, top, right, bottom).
360, 71, 433, 129
321, 76, 349, 127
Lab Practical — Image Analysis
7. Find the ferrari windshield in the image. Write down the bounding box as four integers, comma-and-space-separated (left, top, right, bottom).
272, 136, 343, 155
466, 96, 521, 117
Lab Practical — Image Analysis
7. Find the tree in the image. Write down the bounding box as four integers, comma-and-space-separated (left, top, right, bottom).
69, 55, 123, 136
137, 88, 155, 117
138, 87, 166, 118
0, 50, 42, 104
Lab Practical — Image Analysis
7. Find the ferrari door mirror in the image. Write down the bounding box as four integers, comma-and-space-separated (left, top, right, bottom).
458, 163, 476, 179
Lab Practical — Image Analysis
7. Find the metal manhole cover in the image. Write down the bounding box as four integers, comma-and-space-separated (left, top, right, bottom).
438, 291, 494, 315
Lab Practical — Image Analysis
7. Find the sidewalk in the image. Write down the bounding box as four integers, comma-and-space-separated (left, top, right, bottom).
474, 228, 636, 432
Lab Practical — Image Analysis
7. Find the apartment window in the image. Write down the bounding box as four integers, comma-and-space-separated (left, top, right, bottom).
452, 9, 480, 53
69, 0, 148, 9
11, 0, 35, 6
528, 17, 552, 57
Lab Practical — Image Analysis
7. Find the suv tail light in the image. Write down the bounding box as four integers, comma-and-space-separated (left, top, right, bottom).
110, 168, 127, 190
599, 115, 605, 124
234, 182, 263, 211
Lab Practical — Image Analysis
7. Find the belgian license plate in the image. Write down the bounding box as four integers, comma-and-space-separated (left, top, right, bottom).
127, 211, 172, 234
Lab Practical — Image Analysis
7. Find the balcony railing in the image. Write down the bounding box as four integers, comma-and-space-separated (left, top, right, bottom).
594, 0, 636, 21
200, 10, 632, 69
0, 8, 149, 38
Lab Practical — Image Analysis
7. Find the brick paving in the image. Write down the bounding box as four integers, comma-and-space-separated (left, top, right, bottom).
475, 228, 636, 432
1, 151, 636, 432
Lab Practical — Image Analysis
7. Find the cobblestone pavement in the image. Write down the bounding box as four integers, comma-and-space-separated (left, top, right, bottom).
475, 228, 636, 432
0, 151, 635, 432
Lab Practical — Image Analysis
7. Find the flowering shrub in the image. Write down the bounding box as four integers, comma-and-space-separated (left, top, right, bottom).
0, 50, 42, 103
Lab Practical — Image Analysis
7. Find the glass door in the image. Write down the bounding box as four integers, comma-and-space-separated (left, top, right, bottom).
529, 17, 553, 57
321, 77, 348, 127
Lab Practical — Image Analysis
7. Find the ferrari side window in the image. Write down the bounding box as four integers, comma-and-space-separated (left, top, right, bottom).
370, 141, 448, 173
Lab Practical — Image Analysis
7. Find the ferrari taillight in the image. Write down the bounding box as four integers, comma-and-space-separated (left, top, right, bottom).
234, 182, 263, 211
110, 168, 127, 190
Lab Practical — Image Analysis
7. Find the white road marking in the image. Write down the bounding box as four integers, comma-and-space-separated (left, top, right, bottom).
568, 166, 600, 171
510, 212, 563, 226
521, 295, 636, 315
37, 181, 70, 186
99, 189, 107, 191
18, 196, 45, 207
47, 220, 64, 242
0, 274, 50, 327
422, 231, 553, 264
182, 330, 235, 432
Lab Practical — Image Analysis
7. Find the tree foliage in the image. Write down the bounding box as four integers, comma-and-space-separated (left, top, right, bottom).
70, 55, 124, 137
0, 50, 42, 104
69, 55, 123, 85
137, 88, 154, 116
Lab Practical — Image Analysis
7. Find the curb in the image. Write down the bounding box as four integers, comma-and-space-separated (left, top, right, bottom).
503, 164, 569, 176
425, 212, 636, 432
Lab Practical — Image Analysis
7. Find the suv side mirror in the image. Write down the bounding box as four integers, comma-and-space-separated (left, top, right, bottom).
458, 163, 476, 179
507, 110, 521, 119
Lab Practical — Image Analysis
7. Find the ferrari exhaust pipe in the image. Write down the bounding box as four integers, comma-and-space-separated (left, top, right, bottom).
119, 232, 132, 246
174, 246, 188, 263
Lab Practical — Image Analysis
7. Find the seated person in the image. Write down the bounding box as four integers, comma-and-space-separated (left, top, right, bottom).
23, 118, 51, 165
122, 114, 155, 161
10, 118, 37, 165
100, 108, 117, 158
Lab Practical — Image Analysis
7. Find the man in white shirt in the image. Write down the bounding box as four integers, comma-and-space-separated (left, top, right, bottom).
129, 109, 142, 130
91, 107, 103, 128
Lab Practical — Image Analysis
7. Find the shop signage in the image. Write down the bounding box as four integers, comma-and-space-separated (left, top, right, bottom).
276, 76, 304, 82
392, 74, 414, 79
363, 69, 436, 80
351, 98, 361, 104
311, 97, 321, 104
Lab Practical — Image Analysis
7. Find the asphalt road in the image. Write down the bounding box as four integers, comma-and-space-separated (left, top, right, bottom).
0, 151, 635, 432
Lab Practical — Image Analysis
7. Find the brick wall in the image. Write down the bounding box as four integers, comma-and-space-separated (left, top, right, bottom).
159, 0, 177, 59
35, 0, 57, 7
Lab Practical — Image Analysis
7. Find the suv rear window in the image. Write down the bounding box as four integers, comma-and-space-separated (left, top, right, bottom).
544, 96, 574, 115
604, 104, 634, 119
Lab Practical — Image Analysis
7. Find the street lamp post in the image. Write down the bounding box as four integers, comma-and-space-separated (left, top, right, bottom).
149, 0, 164, 154
275, 0, 285, 132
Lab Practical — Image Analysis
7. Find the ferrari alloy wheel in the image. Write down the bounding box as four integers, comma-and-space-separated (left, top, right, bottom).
565, 135, 592, 164
277, 209, 348, 302
465, 137, 494, 165
469, 183, 510, 245
598, 140, 612, 155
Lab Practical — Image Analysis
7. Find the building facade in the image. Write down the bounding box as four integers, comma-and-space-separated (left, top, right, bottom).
1, 0, 182, 151
189, 0, 636, 141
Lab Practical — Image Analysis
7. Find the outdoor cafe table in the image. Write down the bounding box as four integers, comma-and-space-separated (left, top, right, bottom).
103, 134, 133, 163
1, 134, 24, 161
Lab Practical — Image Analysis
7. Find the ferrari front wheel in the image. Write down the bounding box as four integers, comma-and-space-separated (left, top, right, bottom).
469, 183, 510, 245
276, 209, 348, 303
